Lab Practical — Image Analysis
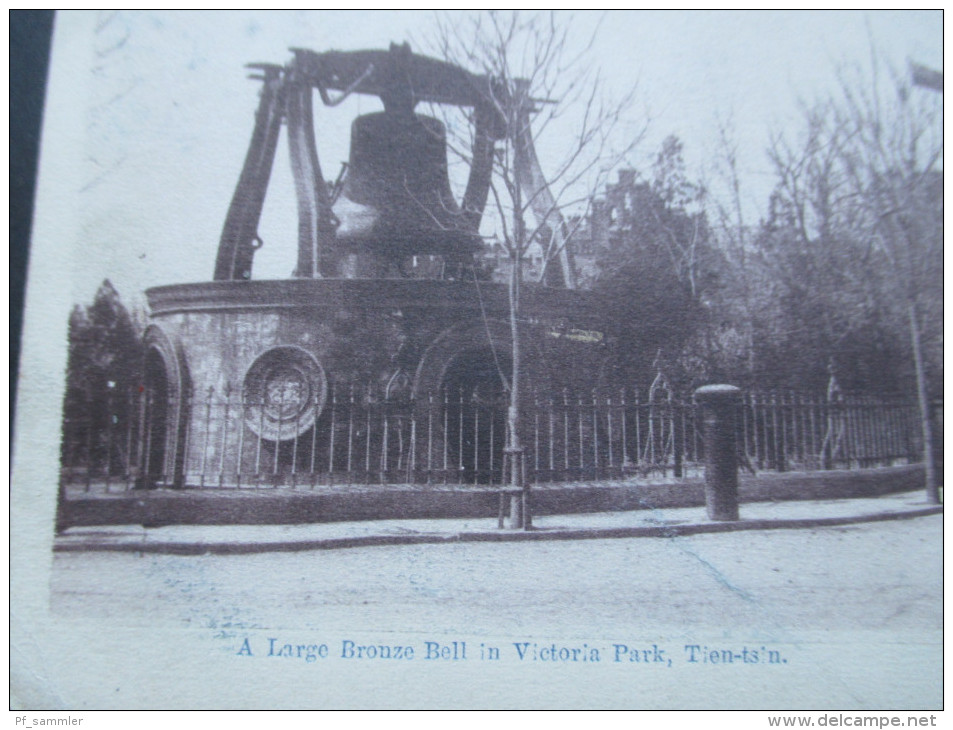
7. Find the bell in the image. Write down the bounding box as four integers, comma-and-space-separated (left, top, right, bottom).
332, 112, 481, 265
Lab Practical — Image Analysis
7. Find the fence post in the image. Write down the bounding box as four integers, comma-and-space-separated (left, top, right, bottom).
930, 399, 943, 479
694, 385, 742, 521
673, 398, 684, 478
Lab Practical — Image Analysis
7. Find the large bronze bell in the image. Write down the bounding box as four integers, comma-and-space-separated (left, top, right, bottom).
332, 111, 481, 271
215, 45, 505, 282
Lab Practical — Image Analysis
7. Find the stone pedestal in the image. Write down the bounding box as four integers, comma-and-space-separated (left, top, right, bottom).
142, 279, 610, 489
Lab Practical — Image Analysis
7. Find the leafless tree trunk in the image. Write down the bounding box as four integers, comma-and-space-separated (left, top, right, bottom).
763, 45, 941, 501
708, 114, 757, 378
838, 51, 942, 503
908, 299, 938, 502
425, 11, 643, 526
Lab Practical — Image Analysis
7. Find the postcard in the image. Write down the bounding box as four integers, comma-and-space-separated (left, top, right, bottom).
11, 10, 942, 711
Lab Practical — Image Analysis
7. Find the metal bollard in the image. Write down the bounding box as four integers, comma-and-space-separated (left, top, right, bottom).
694, 385, 742, 521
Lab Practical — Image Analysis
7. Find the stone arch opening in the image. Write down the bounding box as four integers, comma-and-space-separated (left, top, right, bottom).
412, 318, 510, 400
441, 348, 511, 483
140, 325, 189, 488
413, 317, 565, 483
142, 347, 170, 486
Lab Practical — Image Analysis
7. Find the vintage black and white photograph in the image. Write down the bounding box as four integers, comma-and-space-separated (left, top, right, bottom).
11, 10, 942, 711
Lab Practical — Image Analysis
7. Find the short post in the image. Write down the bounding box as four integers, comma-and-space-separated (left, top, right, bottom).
502, 447, 529, 529
694, 385, 742, 521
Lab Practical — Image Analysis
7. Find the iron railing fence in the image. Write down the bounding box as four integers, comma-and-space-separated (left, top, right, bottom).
59, 385, 928, 493
737, 392, 920, 473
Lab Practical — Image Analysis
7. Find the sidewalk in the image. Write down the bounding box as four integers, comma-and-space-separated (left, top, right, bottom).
54, 490, 942, 555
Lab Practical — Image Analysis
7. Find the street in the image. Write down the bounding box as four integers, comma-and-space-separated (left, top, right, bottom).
35, 514, 943, 709
51, 516, 941, 636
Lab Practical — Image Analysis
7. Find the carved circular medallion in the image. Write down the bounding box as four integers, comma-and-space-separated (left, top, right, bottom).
243, 347, 327, 441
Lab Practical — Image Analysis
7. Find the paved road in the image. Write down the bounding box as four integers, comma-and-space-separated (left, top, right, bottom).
51, 515, 940, 636
37, 515, 942, 709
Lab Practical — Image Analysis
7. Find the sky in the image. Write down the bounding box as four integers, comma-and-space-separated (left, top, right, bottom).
40, 10, 942, 308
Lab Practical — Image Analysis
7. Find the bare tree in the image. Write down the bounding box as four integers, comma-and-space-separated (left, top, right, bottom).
424, 11, 643, 526
763, 99, 878, 380
830, 50, 943, 503
762, 47, 942, 501
706, 113, 758, 381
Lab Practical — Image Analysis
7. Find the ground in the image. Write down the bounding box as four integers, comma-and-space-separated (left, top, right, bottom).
51, 516, 941, 636
40, 516, 941, 709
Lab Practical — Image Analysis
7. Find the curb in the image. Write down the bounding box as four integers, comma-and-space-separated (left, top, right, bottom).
53, 505, 943, 555
56, 465, 928, 530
